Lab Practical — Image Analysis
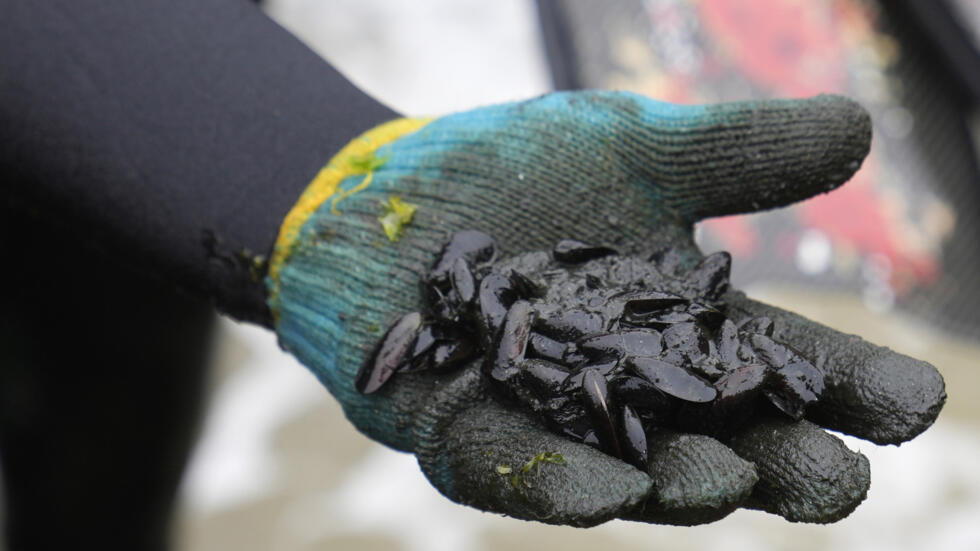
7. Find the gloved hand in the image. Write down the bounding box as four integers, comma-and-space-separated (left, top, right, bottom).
266, 91, 946, 526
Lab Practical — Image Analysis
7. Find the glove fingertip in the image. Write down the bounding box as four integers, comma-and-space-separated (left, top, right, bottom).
665, 94, 872, 222
811, 351, 947, 446
728, 418, 871, 523
625, 432, 757, 526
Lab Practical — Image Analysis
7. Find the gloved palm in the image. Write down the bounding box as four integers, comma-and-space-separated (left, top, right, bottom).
268, 91, 945, 526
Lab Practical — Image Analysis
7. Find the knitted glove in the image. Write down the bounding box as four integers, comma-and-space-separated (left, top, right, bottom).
266, 91, 945, 526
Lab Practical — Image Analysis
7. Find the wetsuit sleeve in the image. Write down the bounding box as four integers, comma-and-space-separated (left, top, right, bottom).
0, 0, 398, 326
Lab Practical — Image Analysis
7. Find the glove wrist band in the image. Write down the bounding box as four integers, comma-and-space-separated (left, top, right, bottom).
267, 116, 431, 319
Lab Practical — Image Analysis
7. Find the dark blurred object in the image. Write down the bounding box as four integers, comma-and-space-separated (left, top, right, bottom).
0, 207, 213, 550
886, 0, 980, 104
537, 0, 980, 339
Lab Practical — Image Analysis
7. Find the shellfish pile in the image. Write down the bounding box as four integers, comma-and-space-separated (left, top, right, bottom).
356, 231, 824, 470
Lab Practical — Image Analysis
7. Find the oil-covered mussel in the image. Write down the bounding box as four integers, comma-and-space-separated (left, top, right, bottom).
356, 312, 423, 394
553, 239, 618, 264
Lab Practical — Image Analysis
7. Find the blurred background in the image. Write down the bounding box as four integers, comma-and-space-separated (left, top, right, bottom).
7, 0, 978, 549
175, 0, 980, 550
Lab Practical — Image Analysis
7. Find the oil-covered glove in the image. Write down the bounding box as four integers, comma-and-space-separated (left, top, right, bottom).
266, 91, 945, 526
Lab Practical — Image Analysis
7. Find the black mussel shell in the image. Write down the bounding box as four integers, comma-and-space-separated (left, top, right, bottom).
627, 356, 717, 403
484, 300, 533, 385
581, 367, 621, 457
578, 330, 663, 362
553, 239, 618, 263
716, 319, 740, 368
404, 323, 467, 371
563, 360, 619, 391
527, 332, 568, 363
619, 291, 687, 326
740, 315, 775, 337
687, 251, 731, 301
764, 360, 824, 419
608, 374, 675, 413
585, 274, 602, 289
508, 270, 544, 300
428, 230, 496, 283
534, 308, 605, 342
522, 359, 571, 399
427, 338, 479, 372
356, 312, 423, 394
688, 354, 725, 380
450, 257, 477, 306
619, 405, 649, 471
714, 363, 768, 406
687, 302, 726, 328
662, 322, 710, 361
478, 272, 518, 342
748, 333, 789, 368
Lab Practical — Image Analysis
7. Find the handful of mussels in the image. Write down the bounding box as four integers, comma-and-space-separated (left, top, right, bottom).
356, 230, 824, 471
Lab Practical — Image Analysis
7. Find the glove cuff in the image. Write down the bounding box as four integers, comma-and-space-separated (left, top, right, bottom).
266, 116, 436, 451
267, 116, 432, 318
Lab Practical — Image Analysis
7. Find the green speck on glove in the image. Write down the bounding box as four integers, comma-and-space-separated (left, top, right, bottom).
378, 196, 418, 242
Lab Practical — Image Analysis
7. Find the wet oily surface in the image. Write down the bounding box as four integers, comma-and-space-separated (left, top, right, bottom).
356, 231, 824, 470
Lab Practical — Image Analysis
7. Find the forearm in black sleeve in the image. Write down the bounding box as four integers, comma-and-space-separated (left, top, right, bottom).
0, 0, 398, 326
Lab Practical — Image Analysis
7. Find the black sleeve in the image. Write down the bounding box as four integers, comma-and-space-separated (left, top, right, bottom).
0, 0, 399, 326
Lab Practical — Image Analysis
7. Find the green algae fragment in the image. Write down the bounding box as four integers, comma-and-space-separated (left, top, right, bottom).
330, 152, 390, 214
508, 451, 566, 489
496, 465, 513, 475
378, 196, 418, 242
521, 451, 566, 473
348, 151, 388, 173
